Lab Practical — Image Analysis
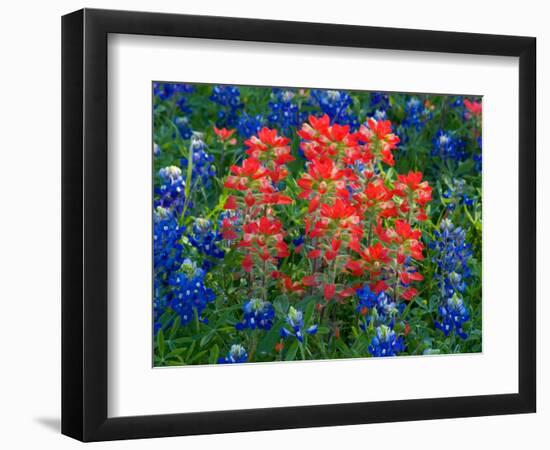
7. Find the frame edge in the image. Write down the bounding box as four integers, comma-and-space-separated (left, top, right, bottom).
61, 8, 538, 441
518, 36, 537, 413
61, 8, 85, 442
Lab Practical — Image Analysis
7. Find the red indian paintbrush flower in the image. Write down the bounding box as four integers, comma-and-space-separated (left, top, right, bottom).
464, 99, 482, 117
213, 126, 237, 144
245, 127, 295, 166
224, 158, 269, 191
223, 195, 238, 210
221, 115, 431, 317
358, 118, 400, 166
241, 254, 253, 272
394, 171, 432, 203
324, 239, 343, 261
302, 275, 319, 287
351, 178, 398, 219
392, 171, 432, 221
297, 157, 349, 212
222, 126, 295, 292
297, 114, 331, 141
294, 114, 430, 306
237, 216, 289, 276
307, 199, 362, 239
298, 114, 357, 161
324, 283, 336, 301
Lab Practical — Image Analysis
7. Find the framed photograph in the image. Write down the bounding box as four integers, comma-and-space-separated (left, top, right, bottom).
62, 8, 536, 442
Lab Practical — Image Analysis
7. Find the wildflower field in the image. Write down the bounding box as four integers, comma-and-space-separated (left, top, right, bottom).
153, 83, 482, 366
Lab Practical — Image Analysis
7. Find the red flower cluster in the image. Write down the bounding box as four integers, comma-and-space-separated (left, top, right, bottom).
223, 128, 294, 294
239, 216, 289, 272
214, 126, 237, 145
463, 99, 482, 139
463, 99, 482, 117
222, 116, 431, 306
296, 114, 431, 303
224, 151, 292, 206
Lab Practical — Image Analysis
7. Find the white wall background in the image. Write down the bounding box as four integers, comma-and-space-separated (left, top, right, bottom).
0, 0, 546, 448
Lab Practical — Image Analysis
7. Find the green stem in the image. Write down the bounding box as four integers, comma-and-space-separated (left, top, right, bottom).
463, 204, 476, 226
299, 342, 306, 360
249, 330, 259, 360
194, 308, 200, 335
181, 143, 194, 218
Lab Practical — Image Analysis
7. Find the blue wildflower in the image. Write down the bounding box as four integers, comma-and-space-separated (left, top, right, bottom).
373, 109, 387, 121
153, 82, 195, 138
435, 294, 470, 339
153, 207, 185, 277
442, 178, 474, 211
153, 82, 194, 101
403, 97, 432, 131
153, 207, 186, 334
368, 325, 405, 357
375, 292, 401, 323
218, 209, 242, 241
174, 116, 193, 140
430, 219, 473, 338
155, 165, 186, 215
237, 112, 265, 139
188, 218, 224, 260
431, 130, 467, 162
280, 306, 318, 342
267, 89, 305, 135
430, 219, 473, 299
474, 136, 482, 172
153, 279, 164, 334
450, 96, 463, 108
369, 92, 391, 112
180, 134, 216, 189
168, 259, 215, 325
356, 286, 400, 329
292, 235, 304, 250
176, 95, 192, 114
236, 298, 275, 331
218, 344, 248, 364
210, 85, 243, 128
474, 153, 482, 172
356, 284, 378, 310
309, 89, 359, 129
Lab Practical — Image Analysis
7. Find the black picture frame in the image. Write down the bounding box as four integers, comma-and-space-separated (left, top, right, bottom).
62, 8, 536, 442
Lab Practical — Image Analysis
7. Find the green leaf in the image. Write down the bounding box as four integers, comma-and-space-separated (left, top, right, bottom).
183, 143, 193, 208
185, 340, 196, 362
168, 316, 181, 339
165, 360, 185, 366
304, 300, 315, 326
257, 322, 282, 355
165, 347, 186, 360
172, 336, 194, 345
335, 340, 351, 357
188, 350, 208, 364
295, 295, 317, 311
285, 340, 299, 361
156, 330, 165, 357
209, 344, 220, 364
200, 331, 214, 348
273, 295, 289, 317
423, 348, 441, 355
